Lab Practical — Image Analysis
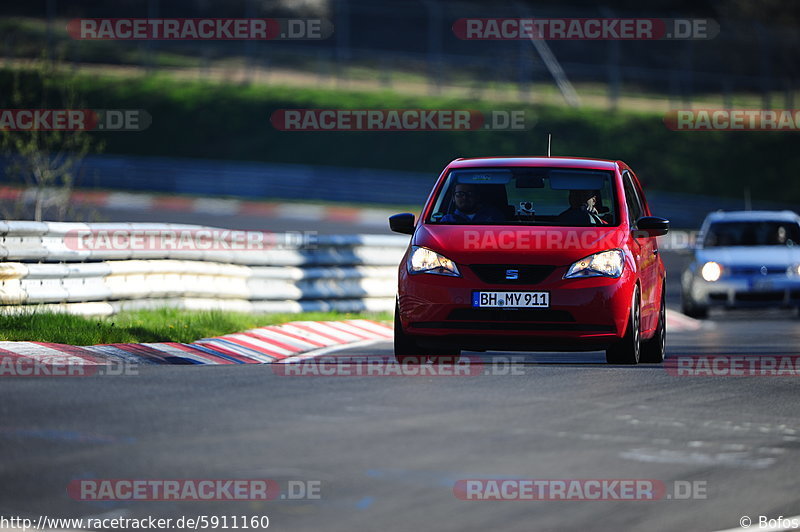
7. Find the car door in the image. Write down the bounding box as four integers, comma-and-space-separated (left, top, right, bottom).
622, 169, 658, 332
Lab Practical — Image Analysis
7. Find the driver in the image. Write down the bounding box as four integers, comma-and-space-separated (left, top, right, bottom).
440, 183, 506, 223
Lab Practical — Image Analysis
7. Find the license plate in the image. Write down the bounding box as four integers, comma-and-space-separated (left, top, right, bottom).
472, 291, 550, 308
753, 279, 774, 290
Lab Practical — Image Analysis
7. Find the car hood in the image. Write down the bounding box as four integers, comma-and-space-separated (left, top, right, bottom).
413, 224, 627, 265
696, 246, 800, 266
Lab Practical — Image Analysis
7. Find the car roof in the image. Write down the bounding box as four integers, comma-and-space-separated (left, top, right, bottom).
704, 210, 800, 223
448, 157, 619, 171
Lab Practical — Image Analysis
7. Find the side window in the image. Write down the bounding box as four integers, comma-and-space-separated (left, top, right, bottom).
629, 170, 650, 215
622, 171, 644, 224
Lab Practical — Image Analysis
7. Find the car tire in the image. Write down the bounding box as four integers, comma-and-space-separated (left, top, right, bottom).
681, 296, 708, 319
394, 304, 426, 364
640, 289, 666, 364
606, 287, 641, 365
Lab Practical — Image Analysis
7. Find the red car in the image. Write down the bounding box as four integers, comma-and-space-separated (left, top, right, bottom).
389, 157, 669, 365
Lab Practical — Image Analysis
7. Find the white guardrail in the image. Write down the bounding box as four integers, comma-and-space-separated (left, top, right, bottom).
0, 221, 694, 317
0, 221, 410, 316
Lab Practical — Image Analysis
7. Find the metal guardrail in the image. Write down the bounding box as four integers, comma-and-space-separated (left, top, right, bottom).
0, 221, 409, 316
0, 221, 696, 316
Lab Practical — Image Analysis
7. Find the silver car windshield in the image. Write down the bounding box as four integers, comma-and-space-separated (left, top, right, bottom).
703, 221, 800, 247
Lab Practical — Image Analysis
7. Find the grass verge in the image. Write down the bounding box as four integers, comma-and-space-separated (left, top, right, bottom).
2, 65, 798, 203
0, 308, 392, 345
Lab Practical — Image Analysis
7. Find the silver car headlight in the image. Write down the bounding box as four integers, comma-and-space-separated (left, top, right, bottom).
700, 261, 722, 282
564, 249, 625, 279
408, 246, 461, 277
787, 264, 800, 277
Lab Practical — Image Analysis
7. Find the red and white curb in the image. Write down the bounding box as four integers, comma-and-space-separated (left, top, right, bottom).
0, 186, 397, 226
666, 309, 704, 332
0, 312, 703, 370
0, 320, 393, 368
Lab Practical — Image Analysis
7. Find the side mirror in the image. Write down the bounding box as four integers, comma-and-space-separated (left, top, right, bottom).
389, 213, 415, 235
634, 216, 669, 238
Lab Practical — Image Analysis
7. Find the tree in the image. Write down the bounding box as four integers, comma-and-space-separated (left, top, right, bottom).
1, 56, 104, 221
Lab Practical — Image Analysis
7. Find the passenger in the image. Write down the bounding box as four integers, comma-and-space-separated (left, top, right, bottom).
557, 190, 606, 225
440, 184, 506, 223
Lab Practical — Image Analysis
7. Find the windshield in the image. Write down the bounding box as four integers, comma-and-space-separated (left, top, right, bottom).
703, 220, 800, 247
427, 168, 617, 226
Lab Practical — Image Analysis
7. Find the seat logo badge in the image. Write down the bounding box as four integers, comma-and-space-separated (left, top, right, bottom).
760, 266, 768, 276
505, 269, 519, 280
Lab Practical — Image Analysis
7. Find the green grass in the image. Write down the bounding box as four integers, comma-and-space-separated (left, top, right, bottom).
3, 65, 799, 204
0, 308, 391, 345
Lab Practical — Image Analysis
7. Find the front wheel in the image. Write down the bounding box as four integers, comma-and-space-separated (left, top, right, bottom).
606, 287, 641, 365
640, 290, 666, 364
681, 294, 708, 319
394, 304, 425, 364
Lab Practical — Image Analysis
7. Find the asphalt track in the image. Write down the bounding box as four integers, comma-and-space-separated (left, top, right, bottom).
1, 209, 799, 531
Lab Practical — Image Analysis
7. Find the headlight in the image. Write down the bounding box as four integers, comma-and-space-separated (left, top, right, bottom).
787, 264, 800, 277
700, 261, 722, 282
564, 249, 624, 279
408, 246, 461, 277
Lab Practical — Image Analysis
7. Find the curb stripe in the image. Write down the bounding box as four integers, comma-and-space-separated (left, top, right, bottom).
288, 322, 360, 343
163, 343, 239, 364
276, 324, 340, 346
141, 343, 215, 364
84, 344, 158, 364
185, 343, 249, 364
195, 339, 278, 362
211, 335, 294, 359
241, 331, 304, 353
324, 321, 382, 340
259, 326, 327, 348
0, 320, 393, 367
34, 342, 108, 364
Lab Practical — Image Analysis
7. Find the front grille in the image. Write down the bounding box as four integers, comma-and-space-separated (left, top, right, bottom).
729, 265, 786, 276
735, 291, 784, 302
709, 292, 728, 301
469, 264, 556, 284
447, 308, 574, 322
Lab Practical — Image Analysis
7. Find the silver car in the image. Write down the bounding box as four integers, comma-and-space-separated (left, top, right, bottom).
681, 210, 800, 318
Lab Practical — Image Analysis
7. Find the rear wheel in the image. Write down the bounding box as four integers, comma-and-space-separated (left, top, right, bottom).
606, 287, 641, 365
640, 289, 666, 364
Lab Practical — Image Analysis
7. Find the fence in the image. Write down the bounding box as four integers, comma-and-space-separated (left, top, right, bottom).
6, 0, 798, 109
0, 220, 697, 316
0, 221, 409, 316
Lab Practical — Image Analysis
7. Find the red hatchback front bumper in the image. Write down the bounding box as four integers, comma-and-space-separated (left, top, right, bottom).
398, 263, 636, 352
